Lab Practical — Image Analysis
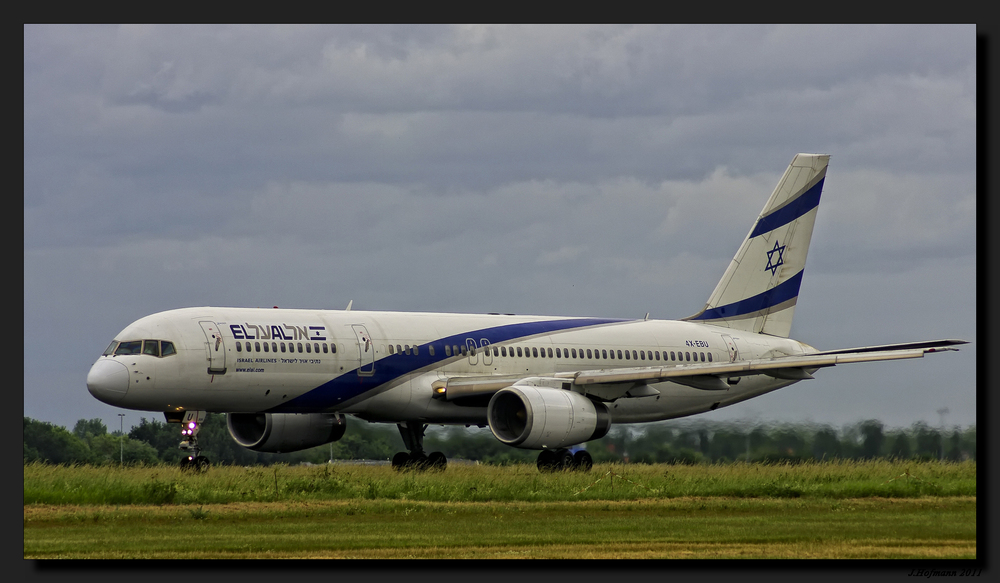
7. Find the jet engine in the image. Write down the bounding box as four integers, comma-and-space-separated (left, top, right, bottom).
487, 386, 610, 450
227, 412, 346, 453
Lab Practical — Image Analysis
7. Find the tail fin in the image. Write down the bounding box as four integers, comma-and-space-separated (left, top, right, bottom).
684, 153, 829, 338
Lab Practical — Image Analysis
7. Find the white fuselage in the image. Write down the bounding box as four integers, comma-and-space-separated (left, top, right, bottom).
89, 306, 811, 426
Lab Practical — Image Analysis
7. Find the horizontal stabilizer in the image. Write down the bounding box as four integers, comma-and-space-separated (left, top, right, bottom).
807, 339, 968, 356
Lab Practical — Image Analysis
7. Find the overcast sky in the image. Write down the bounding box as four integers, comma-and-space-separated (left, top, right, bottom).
24, 24, 977, 437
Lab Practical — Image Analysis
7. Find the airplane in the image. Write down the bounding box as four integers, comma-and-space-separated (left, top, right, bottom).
86, 153, 966, 472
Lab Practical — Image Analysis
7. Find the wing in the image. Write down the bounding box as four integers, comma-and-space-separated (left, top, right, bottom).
431, 339, 968, 402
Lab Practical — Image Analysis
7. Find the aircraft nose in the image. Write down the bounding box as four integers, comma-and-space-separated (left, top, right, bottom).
87, 359, 130, 405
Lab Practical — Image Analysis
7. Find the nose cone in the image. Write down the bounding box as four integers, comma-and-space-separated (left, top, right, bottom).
87, 359, 130, 405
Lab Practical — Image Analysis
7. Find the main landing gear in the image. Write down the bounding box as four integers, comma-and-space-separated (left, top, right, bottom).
537, 448, 593, 472
392, 421, 447, 471
176, 410, 211, 472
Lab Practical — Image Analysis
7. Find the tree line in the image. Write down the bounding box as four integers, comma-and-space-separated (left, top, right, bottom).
23, 414, 975, 467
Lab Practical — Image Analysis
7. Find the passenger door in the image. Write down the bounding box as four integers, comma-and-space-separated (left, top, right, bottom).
352, 324, 375, 376
199, 321, 227, 374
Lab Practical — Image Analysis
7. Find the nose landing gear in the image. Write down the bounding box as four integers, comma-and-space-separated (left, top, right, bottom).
175, 410, 210, 472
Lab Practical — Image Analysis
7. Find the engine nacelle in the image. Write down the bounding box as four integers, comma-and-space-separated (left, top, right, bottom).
487, 386, 611, 450
227, 412, 346, 453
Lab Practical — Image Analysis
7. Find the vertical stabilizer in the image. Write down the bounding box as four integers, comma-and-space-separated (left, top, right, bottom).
684, 153, 829, 337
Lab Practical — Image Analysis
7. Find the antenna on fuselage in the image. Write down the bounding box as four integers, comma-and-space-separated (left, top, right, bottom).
345, 300, 353, 311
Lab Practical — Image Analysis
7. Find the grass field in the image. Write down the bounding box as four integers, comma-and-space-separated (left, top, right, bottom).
23, 460, 977, 559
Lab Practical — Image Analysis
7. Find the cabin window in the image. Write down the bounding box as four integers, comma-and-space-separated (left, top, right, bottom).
707, 352, 713, 362
501, 346, 507, 357
670, 351, 675, 361
236, 342, 242, 353
429, 345, 435, 356
305, 343, 310, 353
263, 342, 270, 353
161, 341, 175, 356
295, 342, 301, 352
331, 343, 337, 354
654, 351, 660, 361
516, 347, 523, 357
280, 343, 286, 353
413, 345, 419, 356
323, 344, 328, 354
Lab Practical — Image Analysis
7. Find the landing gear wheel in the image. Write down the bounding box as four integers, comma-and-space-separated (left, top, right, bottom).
193, 455, 211, 472
572, 450, 593, 472
408, 452, 428, 469
427, 451, 447, 471
394, 421, 444, 472
555, 449, 574, 470
537, 449, 558, 472
391, 452, 410, 471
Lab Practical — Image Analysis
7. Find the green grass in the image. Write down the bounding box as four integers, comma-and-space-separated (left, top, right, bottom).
24, 461, 976, 559
23, 459, 976, 505
24, 497, 976, 559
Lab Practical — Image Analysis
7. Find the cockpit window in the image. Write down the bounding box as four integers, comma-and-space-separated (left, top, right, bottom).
115, 341, 143, 355
109, 339, 176, 357
143, 340, 160, 357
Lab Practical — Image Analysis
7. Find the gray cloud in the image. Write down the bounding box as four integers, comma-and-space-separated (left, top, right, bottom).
24, 24, 977, 433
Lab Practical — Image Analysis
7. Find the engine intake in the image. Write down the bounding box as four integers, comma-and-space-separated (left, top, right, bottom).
487, 386, 610, 450
227, 412, 346, 453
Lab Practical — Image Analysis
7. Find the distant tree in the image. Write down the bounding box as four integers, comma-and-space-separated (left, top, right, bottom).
87, 433, 160, 465
859, 420, 885, 459
23, 417, 91, 464
887, 431, 912, 460
129, 416, 185, 463
913, 422, 942, 461
73, 418, 107, 440
812, 426, 842, 460
707, 428, 746, 462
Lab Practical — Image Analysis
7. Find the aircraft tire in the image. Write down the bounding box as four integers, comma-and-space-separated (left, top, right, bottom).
556, 449, 575, 470
407, 452, 428, 470
427, 451, 447, 471
537, 449, 558, 472
391, 452, 410, 470
194, 456, 211, 472
572, 450, 593, 472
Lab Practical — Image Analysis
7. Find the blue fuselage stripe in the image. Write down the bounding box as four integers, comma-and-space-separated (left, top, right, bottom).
749, 178, 824, 238
268, 317, 626, 411
690, 271, 803, 322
